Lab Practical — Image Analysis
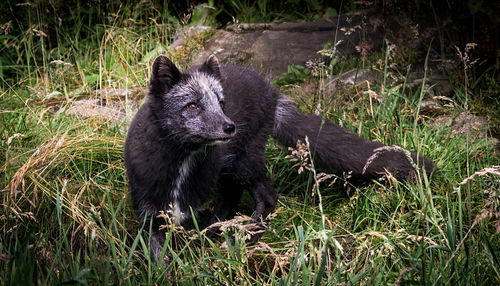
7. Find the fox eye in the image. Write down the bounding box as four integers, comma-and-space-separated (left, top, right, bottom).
219, 101, 224, 110
187, 103, 198, 110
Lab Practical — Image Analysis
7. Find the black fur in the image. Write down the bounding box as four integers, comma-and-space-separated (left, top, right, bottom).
124, 55, 434, 263
273, 99, 435, 181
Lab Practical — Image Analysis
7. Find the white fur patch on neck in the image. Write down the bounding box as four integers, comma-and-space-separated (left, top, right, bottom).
170, 152, 196, 225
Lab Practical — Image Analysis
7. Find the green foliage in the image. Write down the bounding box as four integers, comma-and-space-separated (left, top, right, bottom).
189, 1, 222, 27
1, 1, 499, 285
273, 65, 312, 87
220, 0, 338, 23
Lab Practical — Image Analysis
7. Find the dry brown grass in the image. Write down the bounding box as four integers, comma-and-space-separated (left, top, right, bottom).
2, 132, 130, 245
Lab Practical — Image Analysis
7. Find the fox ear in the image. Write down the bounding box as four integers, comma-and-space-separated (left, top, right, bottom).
150, 55, 181, 95
201, 55, 221, 79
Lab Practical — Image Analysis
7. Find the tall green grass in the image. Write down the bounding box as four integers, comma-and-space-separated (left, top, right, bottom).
1, 1, 499, 285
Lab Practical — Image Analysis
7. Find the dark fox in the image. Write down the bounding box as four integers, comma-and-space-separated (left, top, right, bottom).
124, 55, 434, 262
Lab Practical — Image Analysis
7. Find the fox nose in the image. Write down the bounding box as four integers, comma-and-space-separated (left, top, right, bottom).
223, 123, 236, 135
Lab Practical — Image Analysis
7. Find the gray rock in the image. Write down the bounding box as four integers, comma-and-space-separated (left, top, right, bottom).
165, 10, 453, 86
92, 87, 146, 100
58, 96, 138, 123
433, 113, 499, 147
420, 97, 448, 115
405, 71, 455, 116
186, 11, 386, 79
431, 76, 454, 98
169, 26, 213, 50
407, 73, 454, 99
332, 68, 380, 85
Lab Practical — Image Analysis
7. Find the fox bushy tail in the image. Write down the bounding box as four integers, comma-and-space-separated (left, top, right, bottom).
272, 95, 434, 181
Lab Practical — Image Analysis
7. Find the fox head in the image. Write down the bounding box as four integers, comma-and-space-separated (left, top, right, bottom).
148, 55, 236, 146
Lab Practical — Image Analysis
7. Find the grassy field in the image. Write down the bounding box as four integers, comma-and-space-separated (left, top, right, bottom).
1, 2, 499, 285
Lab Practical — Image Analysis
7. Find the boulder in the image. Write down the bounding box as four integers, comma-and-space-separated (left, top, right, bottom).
187, 11, 387, 79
